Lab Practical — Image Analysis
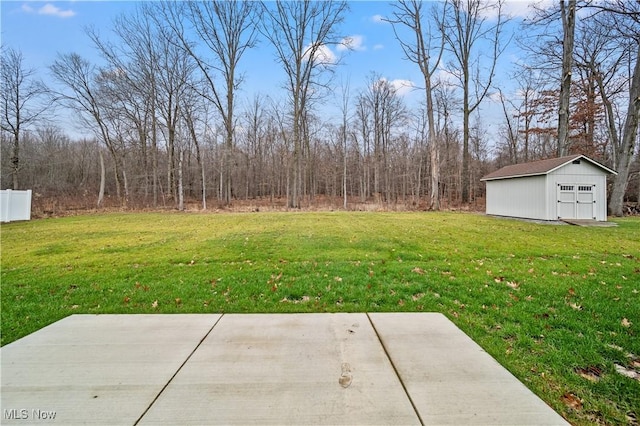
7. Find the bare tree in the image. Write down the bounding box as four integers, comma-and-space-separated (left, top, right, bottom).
610, 45, 639, 215
442, 0, 506, 203
570, 16, 628, 159
357, 73, 407, 202
497, 66, 549, 164
434, 81, 462, 205
557, 0, 576, 156
588, 1, 640, 216
338, 78, 351, 209
87, 5, 165, 206
388, 0, 445, 209
181, 87, 208, 210
159, 1, 258, 206
1, 48, 50, 189
240, 94, 271, 200
260, 0, 348, 208
50, 53, 122, 205
354, 90, 373, 201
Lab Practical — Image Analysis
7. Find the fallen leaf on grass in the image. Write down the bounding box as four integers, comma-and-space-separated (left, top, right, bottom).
561, 392, 583, 411
267, 272, 282, 285
569, 303, 583, 311
280, 295, 311, 304
412, 267, 426, 275
175, 298, 182, 305
606, 343, 624, 351
412, 293, 425, 301
575, 366, 602, 382
506, 281, 519, 289
614, 364, 640, 381
622, 318, 632, 328
151, 300, 158, 309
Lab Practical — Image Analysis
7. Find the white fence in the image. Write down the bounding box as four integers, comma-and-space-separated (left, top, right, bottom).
0, 190, 32, 222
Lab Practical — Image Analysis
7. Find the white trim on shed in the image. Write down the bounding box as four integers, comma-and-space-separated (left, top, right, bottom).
481, 155, 617, 221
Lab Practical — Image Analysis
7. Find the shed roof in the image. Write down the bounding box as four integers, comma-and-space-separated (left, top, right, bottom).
481, 154, 617, 181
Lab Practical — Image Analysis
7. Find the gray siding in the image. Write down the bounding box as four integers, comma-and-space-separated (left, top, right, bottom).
486, 175, 547, 220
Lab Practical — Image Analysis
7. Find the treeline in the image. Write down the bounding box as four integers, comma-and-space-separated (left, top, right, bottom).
2, 1, 639, 214
0, 103, 480, 211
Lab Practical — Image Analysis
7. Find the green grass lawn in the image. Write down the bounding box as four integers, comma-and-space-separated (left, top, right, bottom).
1, 211, 639, 424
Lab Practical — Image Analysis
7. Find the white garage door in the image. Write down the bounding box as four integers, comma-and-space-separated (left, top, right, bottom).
557, 184, 596, 220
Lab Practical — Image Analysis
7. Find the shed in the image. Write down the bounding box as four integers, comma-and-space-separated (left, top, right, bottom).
481, 154, 617, 221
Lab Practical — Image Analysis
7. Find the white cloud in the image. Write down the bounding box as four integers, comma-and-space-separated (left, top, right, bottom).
373, 44, 384, 51
502, 0, 553, 19
338, 35, 366, 52
434, 66, 458, 87
389, 79, 416, 97
475, 0, 555, 20
22, 2, 76, 18
374, 78, 416, 97
303, 43, 337, 66
371, 14, 387, 24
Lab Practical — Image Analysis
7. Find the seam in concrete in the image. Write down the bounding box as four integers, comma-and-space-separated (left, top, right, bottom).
366, 313, 424, 426
133, 314, 225, 425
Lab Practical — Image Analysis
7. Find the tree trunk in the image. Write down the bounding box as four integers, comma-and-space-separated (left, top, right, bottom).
427, 82, 439, 210
178, 149, 184, 211
557, 0, 576, 156
11, 132, 19, 190
462, 81, 470, 203
152, 114, 159, 207
202, 162, 207, 210
97, 150, 105, 207
609, 47, 640, 216
343, 141, 348, 210
121, 155, 129, 206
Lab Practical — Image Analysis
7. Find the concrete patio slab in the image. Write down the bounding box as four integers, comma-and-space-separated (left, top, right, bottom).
1, 314, 220, 425
139, 313, 419, 425
369, 313, 568, 425
560, 218, 618, 227
1, 313, 569, 425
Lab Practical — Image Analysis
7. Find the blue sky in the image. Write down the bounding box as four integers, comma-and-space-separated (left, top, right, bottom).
1, 1, 549, 141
